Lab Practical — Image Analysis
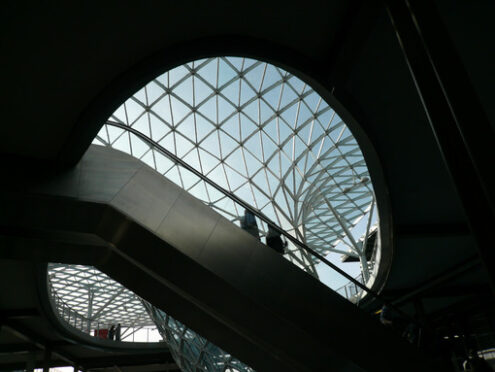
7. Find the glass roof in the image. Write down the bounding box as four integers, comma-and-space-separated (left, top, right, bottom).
93, 56, 378, 277
48, 263, 153, 329
48, 56, 380, 372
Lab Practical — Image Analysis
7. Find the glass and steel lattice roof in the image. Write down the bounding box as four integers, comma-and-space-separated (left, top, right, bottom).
93, 56, 378, 278
48, 264, 155, 339
49, 57, 380, 372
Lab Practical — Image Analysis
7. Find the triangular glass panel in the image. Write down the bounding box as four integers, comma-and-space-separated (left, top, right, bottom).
131, 114, 150, 137
133, 87, 147, 105
241, 99, 259, 126
243, 148, 262, 177
193, 75, 213, 106
124, 99, 144, 125
296, 101, 313, 128
197, 96, 217, 123
169, 95, 191, 125
165, 165, 183, 187
280, 151, 292, 176
158, 133, 176, 155
221, 79, 239, 106
259, 99, 275, 124
182, 149, 201, 172
235, 182, 255, 207
176, 114, 196, 143
297, 119, 312, 145
280, 103, 298, 130
168, 65, 190, 89
180, 167, 201, 191
198, 148, 221, 175
252, 169, 272, 198
293, 135, 307, 160
262, 117, 278, 141
218, 131, 239, 158
309, 118, 325, 144
129, 133, 149, 158
175, 132, 195, 158
146, 80, 165, 105
217, 95, 236, 123
239, 112, 259, 141
286, 75, 305, 96
139, 148, 155, 169
261, 64, 282, 91
239, 79, 257, 106
204, 183, 225, 204
151, 95, 173, 124
201, 132, 221, 159
149, 113, 170, 142
111, 104, 127, 124
188, 181, 209, 203
112, 131, 131, 154
196, 58, 218, 87
224, 148, 246, 176
205, 163, 229, 189
279, 122, 294, 149
224, 165, 246, 190
107, 126, 125, 144
218, 58, 238, 88
303, 90, 320, 112
244, 62, 265, 92
280, 83, 299, 109
262, 83, 282, 109
260, 131, 278, 162
173, 76, 194, 106
227, 57, 244, 72
242, 58, 257, 71
219, 115, 240, 142
195, 114, 216, 143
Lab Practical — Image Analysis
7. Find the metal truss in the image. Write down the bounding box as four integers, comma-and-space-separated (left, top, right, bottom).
48, 264, 154, 331
48, 57, 380, 372
143, 301, 254, 372
93, 56, 378, 277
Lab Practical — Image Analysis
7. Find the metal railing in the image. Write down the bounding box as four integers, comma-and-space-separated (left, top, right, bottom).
335, 274, 365, 302
104, 121, 381, 303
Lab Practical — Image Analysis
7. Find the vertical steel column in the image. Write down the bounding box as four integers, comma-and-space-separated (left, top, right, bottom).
385, 0, 495, 292
43, 348, 51, 372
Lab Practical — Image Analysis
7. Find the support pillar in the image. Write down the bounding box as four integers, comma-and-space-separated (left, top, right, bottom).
43, 348, 51, 372
385, 0, 495, 292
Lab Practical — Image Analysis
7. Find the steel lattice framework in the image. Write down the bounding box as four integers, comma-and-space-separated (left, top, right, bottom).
48, 264, 154, 331
93, 56, 377, 277
143, 301, 254, 372
49, 57, 380, 372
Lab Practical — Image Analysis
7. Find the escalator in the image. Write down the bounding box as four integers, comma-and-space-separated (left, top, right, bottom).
0, 145, 440, 371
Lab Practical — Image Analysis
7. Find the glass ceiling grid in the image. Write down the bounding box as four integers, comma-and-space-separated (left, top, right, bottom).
97, 57, 373, 274
50, 56, 381, 372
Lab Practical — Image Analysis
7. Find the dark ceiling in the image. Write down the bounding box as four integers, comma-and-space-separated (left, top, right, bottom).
1, 0, 494, 366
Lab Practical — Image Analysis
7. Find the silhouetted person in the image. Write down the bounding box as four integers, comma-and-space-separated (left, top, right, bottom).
266, 225, 287, 254
115, 323, 121, 341
240, 209, 260, 240
108, 324, 115, 340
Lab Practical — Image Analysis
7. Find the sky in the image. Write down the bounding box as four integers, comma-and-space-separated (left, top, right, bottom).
93, 56, 379, 298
